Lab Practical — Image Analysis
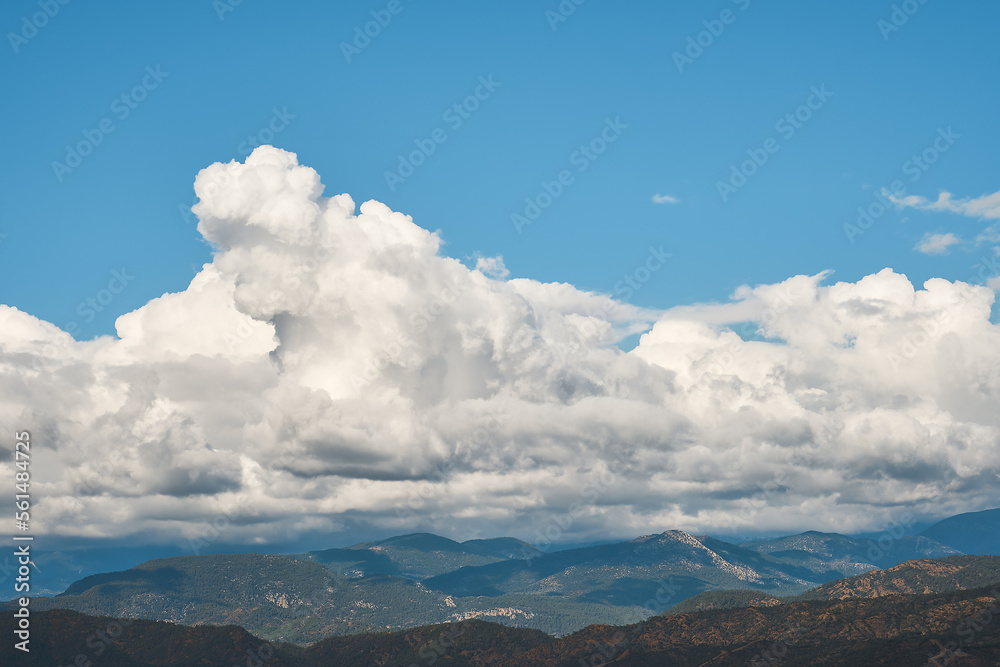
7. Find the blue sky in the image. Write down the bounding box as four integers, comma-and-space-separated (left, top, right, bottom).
2, 1, 1000, 557
2, 0, 998, 338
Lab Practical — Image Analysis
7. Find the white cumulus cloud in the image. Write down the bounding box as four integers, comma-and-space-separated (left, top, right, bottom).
2, 147, 999, 549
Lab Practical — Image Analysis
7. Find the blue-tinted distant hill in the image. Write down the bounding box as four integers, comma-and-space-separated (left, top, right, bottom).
739, 530, 959, 578
423, 530, 820, 602
7, 545, 189, 596
920, 508, 1000, 555
299, 533, 544, 579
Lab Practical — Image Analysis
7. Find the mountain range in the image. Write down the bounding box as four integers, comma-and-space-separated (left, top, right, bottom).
7, 507, 999, 643
5, 555, 1000, 665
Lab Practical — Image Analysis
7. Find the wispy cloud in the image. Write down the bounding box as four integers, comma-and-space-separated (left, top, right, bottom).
975, 226, 1000, 246
914, 232, 962, 255
476, 255, 509, 279
651, 193, 680, 205
885, 188, 1000, 220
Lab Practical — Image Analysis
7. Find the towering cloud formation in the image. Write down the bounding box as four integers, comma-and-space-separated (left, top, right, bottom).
1, 147, 998, 547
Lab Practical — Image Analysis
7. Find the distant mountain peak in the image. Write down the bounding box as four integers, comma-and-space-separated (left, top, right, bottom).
627, 530, 765, 583
632, 529, 698, 544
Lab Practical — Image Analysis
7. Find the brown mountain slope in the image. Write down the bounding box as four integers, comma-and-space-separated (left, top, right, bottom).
5, 584, 1000, 666
0, 608, 292, 667
662, 589, 782, 615
510, 586, 1000, 666
795, 555, 1000, 602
